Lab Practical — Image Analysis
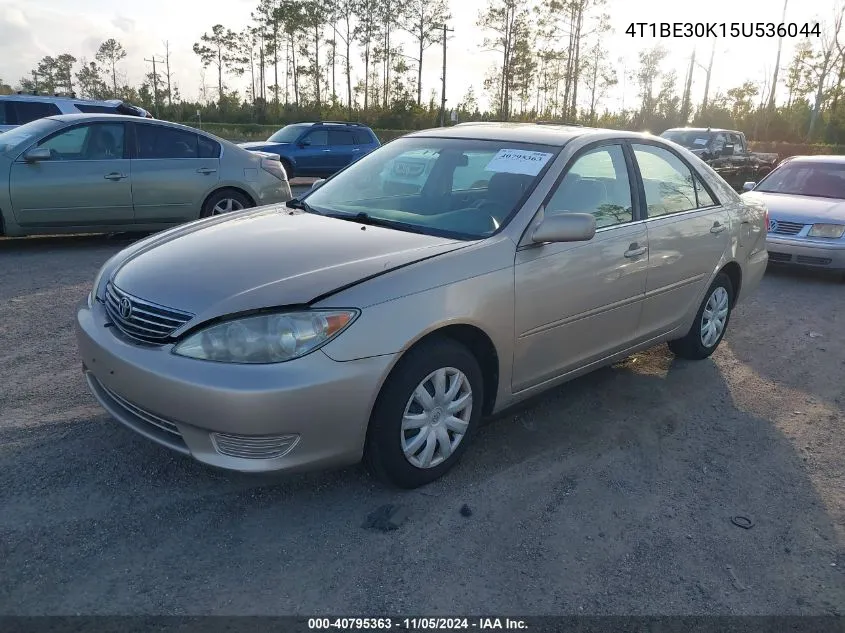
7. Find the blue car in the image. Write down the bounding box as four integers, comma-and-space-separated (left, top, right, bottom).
238, 121, 380, 179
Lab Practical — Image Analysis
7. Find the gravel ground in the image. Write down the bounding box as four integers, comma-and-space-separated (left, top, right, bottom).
0, 233, 843, 616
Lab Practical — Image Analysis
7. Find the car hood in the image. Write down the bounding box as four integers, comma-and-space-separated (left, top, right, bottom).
238, 141, 287, 150
744, 191, 845, 223
110, 206, 467, 325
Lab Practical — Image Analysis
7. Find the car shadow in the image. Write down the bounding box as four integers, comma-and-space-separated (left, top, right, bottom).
2, 336, 843, 615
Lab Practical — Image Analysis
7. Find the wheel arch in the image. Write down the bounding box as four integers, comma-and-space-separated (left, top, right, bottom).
719, 260, 742, 301
200, 186, 256, 217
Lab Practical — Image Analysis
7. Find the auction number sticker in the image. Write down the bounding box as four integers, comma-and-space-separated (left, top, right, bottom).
485, 149, 553, 176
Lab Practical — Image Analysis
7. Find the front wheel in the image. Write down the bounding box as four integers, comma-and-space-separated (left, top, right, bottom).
364, 339, 484, 489
668, 272, 734, 360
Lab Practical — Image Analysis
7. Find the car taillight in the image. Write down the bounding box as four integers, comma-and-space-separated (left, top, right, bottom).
261, 157, 286, 181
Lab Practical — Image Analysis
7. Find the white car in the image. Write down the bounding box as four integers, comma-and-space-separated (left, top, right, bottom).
0, 94, 151, 133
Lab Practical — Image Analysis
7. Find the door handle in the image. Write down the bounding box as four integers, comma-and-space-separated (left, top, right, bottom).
196, 167, 217, 175
624, 245, 648, 258
351, 148, 361, 152
710, 222, 727, 234
104, 172, 127, 180
322, 149, 332, 152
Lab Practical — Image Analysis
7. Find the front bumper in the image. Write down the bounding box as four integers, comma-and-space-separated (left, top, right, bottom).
766, 235, 845, 270
75, 300, 393, 473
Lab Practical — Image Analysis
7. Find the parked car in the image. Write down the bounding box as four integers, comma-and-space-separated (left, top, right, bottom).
741, 155, 845, 271
76, 123, 768, 488
0, 93, 151, 133
0, 113, 291, 237
238, 121, 380, 178
661, 127, 778, 190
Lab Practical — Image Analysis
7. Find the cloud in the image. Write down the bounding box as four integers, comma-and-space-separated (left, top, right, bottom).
112, 15, 135, 33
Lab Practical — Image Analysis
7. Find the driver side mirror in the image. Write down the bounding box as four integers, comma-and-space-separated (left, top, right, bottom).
742, 181, 756, 192
23, 147, 51, 163
299, 138, 312, 147
532, 212, 596, 244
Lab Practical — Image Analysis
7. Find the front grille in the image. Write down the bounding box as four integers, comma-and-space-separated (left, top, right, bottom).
796, 255, 832, 266
769, 220, 806, 236
104, 283, 194, 343
768, 251, 792, 263
210, 432, 300, 460
100, 382, 181, 437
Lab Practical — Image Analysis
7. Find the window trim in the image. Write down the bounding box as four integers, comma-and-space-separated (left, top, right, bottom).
18, 121, 129, 162
627, 139, 722, 221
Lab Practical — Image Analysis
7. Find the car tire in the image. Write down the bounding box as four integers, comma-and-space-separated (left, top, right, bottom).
668, 272, 734, 360
280, 159, 294, 180
200, 189, 253, 218
364, 338, 484, 489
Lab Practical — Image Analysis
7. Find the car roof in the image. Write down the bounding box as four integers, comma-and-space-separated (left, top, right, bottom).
406, 122, 658, 147
45, 112, 211, 133
778, 154, 845, 164
0, 94, 124, 105
663, 127, 735, 134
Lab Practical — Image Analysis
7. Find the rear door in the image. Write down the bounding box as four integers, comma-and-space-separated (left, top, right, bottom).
130, 123, 220, 223
9, 121, 133, 227
327, 129, 356, 170
631, 142, 731, 337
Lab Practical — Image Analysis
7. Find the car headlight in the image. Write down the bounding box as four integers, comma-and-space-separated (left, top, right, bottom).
171, 309, 359, 363
808, 223, 845, 239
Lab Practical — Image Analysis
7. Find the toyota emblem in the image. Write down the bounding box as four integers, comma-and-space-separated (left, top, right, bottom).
119, 297, 133, 319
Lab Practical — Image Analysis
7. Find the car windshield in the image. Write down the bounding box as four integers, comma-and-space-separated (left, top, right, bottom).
0, 118, 59, 154
268, 124, 311, 143
302, 137, 561, 239
755, 162, 845, 199
661, 130, 711, 149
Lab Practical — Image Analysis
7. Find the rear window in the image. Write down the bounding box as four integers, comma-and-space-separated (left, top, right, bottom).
9, 100, 62, 125
75, 104, 119, 114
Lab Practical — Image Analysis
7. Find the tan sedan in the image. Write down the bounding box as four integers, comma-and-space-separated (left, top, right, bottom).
76, 123, 769, 488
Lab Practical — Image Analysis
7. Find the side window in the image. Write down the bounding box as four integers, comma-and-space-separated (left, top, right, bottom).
352, 131, 368, 144
37, 123, 125, 160
711, 133, 727, 154
75, 104, 118, 114
546, 144, 633, 228
0, 103, 9, 125
303, 130, 328, 146
198, 135, 221, 158
136, 124, 199, 159
694, 173, 718, 207
728, 133, 743, 152
328, 130, 354, 145
12, 101, 62, 125
632, 144, 698, 217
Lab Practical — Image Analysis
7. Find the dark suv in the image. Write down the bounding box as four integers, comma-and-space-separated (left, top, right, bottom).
0, 94, 151, 133
238, 121, 380, 178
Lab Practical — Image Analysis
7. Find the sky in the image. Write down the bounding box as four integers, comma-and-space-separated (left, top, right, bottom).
0, 0, 841, 114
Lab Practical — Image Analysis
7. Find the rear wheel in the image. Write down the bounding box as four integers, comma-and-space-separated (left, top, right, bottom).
364, 339, 483, 489
668, 273, 734, 360
201, 189, 253, 218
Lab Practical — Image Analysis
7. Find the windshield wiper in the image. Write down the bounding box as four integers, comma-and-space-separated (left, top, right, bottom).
285, 197, 319, 214
326, 211, 427, 234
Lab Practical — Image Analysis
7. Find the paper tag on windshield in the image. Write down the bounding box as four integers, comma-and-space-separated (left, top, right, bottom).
693, 138, 708, 145
485, 149, 553, 176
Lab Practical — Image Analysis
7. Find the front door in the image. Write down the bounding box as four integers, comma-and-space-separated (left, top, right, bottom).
9, 121, 133, 227
513, 143, 649, 393
130, 123, 220, 223
294, 129, 330, 175
327, 129, 356, 171
630, 143, 731, 337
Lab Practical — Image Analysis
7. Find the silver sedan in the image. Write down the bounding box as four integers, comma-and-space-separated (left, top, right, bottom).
742, 155, 845, 271
76, 123, 769, 488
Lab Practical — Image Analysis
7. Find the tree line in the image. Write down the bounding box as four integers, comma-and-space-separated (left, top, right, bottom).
1, 0, 845, 144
